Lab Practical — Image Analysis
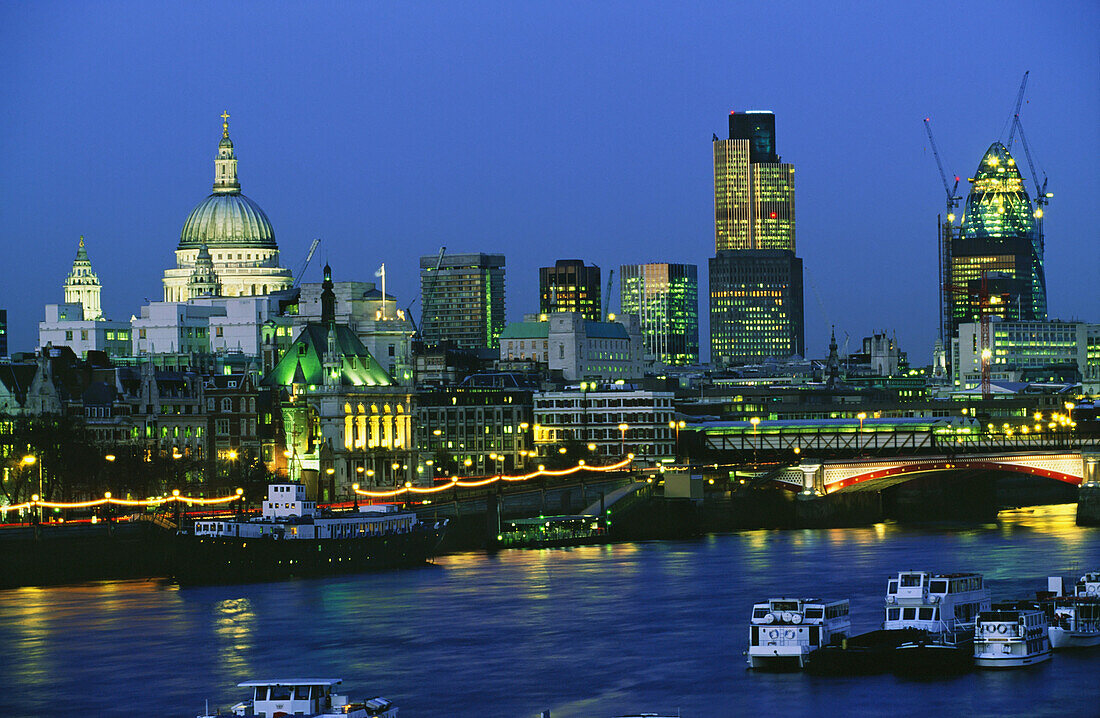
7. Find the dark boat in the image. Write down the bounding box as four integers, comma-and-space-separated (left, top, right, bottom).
170, 482, 446, 585
805, 628, 926, 675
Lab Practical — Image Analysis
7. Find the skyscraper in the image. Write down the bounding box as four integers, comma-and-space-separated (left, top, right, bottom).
619, 263, 699, 366
713, 111, 795, 252
539, 259, 602, 321
709, 250, 804, 363
420, 253, 506, 350
0, 309, 7, 357
942, 142, 1047, 364
710, 111, 804, 365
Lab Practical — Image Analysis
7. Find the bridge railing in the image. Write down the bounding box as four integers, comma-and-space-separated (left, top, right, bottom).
700, 429, 1099, 461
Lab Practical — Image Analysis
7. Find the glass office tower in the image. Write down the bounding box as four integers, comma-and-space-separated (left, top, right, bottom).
539, 259, 602, 321
619, 263, 699, 366
420, 253, 506, 350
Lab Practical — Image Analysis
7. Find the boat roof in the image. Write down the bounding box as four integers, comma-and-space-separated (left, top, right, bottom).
238, 678, 342, 687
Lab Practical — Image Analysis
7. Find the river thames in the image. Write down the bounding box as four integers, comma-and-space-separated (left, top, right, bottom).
1, 503, 1097, 717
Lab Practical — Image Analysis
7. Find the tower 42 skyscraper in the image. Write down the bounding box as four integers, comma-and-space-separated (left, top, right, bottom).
710, 111, 805, 365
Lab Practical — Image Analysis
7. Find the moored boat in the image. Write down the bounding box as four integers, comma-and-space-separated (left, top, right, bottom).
1043, 573, 1100, 649
746, 597, 850, 670
973, 603, 1051, 669
888, 571, 989, 676
171, 482, 446, 584
197, 678, 396, 717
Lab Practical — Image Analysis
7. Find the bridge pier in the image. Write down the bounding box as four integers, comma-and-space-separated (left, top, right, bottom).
1076, 454, 1100, 527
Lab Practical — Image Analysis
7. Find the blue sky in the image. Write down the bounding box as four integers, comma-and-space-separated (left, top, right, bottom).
1, 1, 1096, 360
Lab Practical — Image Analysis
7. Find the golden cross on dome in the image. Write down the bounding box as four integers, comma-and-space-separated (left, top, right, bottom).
221, 110, 230, 137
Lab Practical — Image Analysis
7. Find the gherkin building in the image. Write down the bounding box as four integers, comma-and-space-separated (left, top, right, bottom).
945, 142, 1046, 359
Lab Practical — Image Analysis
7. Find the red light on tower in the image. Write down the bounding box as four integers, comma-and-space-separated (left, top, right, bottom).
769, 211, 778, 219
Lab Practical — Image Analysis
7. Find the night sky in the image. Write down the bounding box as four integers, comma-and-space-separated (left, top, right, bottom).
2, 1, 1096, 361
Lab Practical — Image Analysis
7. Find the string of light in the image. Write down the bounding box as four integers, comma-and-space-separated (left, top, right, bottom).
0, 491, 243, 513
356, 456, 634, 498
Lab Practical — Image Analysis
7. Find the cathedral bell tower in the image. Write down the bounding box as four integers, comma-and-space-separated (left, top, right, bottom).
187, 244, 222, 298
64, 236, 103, 320
213, 111, 240, 194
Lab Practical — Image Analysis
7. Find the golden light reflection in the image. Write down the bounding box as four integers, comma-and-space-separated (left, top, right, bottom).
214, 597, 255, 675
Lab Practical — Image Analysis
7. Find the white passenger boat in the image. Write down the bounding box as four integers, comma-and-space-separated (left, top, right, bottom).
197, 678, 396, 717
746, 597, 850, 669
973, 604, 1051, 668
885, 571, 990, 675
1044, 573, 1100, 649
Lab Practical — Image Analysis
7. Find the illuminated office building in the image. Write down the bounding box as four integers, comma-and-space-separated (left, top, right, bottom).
713, 111, 795, 252
710, 111, 803, 366
619, 263, 699, 366
709, 250, 804, 364
539, 259, 602, 321
942, 142, 1047, 365
420, 253, 506, 350
0, 309, 6, 357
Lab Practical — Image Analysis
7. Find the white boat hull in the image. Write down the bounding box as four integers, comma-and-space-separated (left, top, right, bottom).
1049, 627, 1100, 649
974, 650, 1051, 669
747, 647, 808, 670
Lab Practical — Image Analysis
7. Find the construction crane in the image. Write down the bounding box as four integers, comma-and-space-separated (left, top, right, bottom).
923, 118, 961, 214
604, 268, 615, 320
417, 246, 446, 341
292, 238, 321, 288
924, 117, 962, 359
943, 272, 998, 399
1006, 71, 1029, 150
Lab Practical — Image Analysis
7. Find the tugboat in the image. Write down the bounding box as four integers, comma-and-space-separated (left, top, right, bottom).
973, 603, 1052, 669
171, 482, 446, 584
197, 678, 396, 717
746, 597, 851, 670
889, 571, 990, 676
1043, 572, 1100, 649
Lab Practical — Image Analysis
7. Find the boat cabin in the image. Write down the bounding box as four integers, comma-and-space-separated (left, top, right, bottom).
227, 678, 397, 717
884, 571, 990, 634
747, 597, 851, 668
263, 483, 315, 520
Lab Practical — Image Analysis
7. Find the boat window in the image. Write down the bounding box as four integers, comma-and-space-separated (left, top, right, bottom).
900, 574, 922, 588
919, 608, 934, 620
887, 580, 898, 594
804, 608, 824, 619
753, 608, 769, 619
270, 686, 292, 700
902, 608, 916, 620
887, 608, 900, 621
929, 580, 947, 593
772, 601, 798, 612
254, 687, 268, 701
294, 686, 310, 699
750, 626, 759, 646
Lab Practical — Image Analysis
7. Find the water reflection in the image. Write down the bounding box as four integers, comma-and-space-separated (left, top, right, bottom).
0, 507, 1095, 716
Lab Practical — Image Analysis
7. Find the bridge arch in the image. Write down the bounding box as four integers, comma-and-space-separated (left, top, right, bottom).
822, 455, 1085, 493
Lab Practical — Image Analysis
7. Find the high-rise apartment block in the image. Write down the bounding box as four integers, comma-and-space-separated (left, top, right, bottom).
539, 259, 602, 321
941, 142, 1047, 368
710, 111, 804, 365
709, 250, 804, 363
619, 263, 699, 366
420, 253, 506, 350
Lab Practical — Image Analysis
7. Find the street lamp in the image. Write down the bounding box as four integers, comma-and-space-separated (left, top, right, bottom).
618, 423, 629, 455
22, 455, 41, 523
749, 417, 760, 435
857, 412, 867, 432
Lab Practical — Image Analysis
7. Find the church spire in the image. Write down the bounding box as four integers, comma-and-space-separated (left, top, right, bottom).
321, 263, 336, 325
213, 110, 240, 194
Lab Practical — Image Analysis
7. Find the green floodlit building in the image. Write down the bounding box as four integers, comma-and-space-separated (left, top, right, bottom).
943, 142, 1047, 364
619, 263, 699, 366
262, 264, 418, 499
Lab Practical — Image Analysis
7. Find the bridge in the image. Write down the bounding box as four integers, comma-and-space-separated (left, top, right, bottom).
770, 452, 1099, 495
689, 422, 1100, 497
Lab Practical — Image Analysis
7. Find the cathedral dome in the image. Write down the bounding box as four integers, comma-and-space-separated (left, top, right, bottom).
178, 192, 276, 250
